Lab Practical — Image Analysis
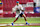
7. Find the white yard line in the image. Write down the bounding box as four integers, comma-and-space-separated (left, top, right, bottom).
0, 23, 40, 26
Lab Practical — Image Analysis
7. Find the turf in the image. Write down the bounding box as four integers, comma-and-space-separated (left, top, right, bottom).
0, 26, 40, 27
0, 18, 40, 23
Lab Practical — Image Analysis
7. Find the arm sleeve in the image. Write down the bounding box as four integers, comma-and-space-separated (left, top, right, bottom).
21, 5, 23, 10
12, 6, 16, 13
21, 5, 24, 12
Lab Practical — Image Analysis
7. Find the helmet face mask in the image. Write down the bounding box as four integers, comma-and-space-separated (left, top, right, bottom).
16, 3, 19, 5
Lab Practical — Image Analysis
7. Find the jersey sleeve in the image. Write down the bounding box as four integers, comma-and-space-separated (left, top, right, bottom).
12, 5, 17, 13
20, 5, 24, 12
21, 5, 23, 10
12, 5, 17, 10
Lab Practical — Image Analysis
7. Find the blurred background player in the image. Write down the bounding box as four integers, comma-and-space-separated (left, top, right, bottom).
12, 1, 29, 26
33, 2, 36, 13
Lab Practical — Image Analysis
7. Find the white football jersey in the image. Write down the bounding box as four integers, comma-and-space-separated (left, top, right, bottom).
12, 4, 23, 14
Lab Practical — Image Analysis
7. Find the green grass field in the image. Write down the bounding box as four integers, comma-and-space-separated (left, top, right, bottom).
0, 17, 40, 27
0, 18, 40, 23
0, 26, 40, 27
